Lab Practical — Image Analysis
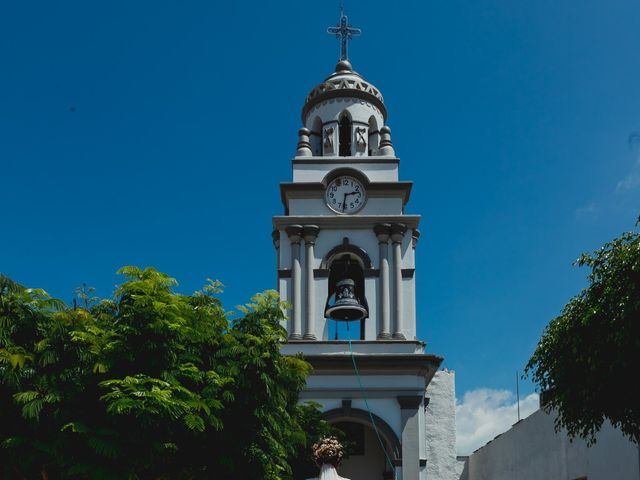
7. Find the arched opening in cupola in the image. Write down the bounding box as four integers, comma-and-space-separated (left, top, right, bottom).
310, 116, 323, 156
368, 116, 380, 156
339, 113, 352, 156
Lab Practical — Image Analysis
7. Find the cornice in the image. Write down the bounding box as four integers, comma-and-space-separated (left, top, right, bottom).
280, 181, 413, 209
272, 214, 421, 230
292, 157, 400, 165
299, 353, 443, 381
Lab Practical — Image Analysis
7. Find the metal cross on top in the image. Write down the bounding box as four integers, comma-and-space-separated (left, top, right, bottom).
327, 8, 361, 61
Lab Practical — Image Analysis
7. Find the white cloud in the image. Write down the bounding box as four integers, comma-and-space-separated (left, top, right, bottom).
575, 202, 599, 220
456, 388, 539, 456
616, 157, 640, 193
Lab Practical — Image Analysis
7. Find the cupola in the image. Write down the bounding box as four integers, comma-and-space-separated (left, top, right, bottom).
297, 61, 394, 158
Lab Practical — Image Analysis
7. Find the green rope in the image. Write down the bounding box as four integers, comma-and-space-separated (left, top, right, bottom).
346, 323, 398, 479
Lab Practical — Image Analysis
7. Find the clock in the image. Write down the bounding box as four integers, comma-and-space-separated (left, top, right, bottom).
325, 176, 367, 214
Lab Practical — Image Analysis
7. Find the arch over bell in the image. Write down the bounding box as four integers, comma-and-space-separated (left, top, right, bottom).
325, 278, 368, 321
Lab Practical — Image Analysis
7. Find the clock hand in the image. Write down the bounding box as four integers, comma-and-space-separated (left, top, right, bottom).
342, 193, 347, 212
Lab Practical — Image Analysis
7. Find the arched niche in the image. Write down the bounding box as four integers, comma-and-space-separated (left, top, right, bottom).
339, 111, 352, 156
322, 239, 371, 340
310, 116, 323, 156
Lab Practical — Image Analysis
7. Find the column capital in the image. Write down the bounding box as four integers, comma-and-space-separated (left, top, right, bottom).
411, 228, 421, 248
374, 223, 392, 242
285, 225, 303, 243
302, 225, 320, 243
390, 223, 407, 243
271, 229, 280, 249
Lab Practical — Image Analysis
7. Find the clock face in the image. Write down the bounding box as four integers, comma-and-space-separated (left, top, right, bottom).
325, 176, 367, 214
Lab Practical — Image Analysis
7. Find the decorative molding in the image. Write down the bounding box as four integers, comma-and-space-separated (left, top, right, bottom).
302, 225, 320, 243
390, 223, 407, 242
397, 395, 423, 409
355, 126, 367, 150
323, 127, 334, 152
411, 228, 421, 248
341, 399, 352, 417
314, 269, 330, 278
284, 224, 303, 243
278, 269, 291, 279
401, 268, 415, 279
302, 75, 387, 122
302, 354, 442, 381
321, 240, 372, 269
273, 215, 421, 230
365, 268, 380, 277
292, 157, 399, 165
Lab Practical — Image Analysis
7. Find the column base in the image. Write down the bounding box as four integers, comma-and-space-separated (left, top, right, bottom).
377, 332, 392, 340
303, 333, 317, 340
289, 333, 303, 340
392, 332, 406, 340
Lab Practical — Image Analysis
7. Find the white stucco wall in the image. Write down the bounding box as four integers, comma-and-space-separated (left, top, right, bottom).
463, 408, 640, 480
425, 370, 462, 480
288, 196, 405, 216
292, 160, 399, 183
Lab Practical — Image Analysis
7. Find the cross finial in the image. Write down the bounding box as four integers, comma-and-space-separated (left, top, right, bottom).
327, 5, 361, 61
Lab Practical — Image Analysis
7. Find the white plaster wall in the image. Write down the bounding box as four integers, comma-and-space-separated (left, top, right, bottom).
465, 408, 640, 480
425, 370, 462, 480
306, 374, 426, 391
292, 161, 399, 183
304, 96, 384, 133
278, 230, 290, 268
363, 277, 378, 340
288, 196, 405, 216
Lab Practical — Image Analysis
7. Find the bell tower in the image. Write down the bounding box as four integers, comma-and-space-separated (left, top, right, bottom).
273, 56, 418, 342
274, 11, 455, 480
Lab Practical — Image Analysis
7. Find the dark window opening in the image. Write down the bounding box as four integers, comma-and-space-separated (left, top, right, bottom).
334, 422, 365, 455
339, 115, 352, 156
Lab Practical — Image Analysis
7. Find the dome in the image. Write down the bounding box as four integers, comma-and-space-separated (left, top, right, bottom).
301, 60, 387, 123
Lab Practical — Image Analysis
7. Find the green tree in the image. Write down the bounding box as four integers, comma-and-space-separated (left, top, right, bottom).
0, 267, 331, 479
525, 225, 640, 444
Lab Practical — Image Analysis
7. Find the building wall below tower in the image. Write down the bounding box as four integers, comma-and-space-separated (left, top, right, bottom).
425, 370, 464, 480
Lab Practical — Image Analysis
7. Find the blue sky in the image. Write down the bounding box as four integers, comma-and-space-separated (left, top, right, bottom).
1, 0, 639, 437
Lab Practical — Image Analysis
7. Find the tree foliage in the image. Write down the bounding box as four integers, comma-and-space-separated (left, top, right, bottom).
0, 267, 332, 479
525, 226, 640, 445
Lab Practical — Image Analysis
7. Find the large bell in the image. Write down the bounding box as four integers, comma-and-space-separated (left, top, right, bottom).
325, 278, 368, 321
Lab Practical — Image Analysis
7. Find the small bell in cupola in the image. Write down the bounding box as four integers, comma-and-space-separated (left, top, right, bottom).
325, 270, 368, 322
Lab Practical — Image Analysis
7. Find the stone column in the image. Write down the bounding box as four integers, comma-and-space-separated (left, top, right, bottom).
391, 223, 407, 340
397, 395, 423, 479
303, 225, 319, 340
374, 223, 392, 339
285, 225, 303, 339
